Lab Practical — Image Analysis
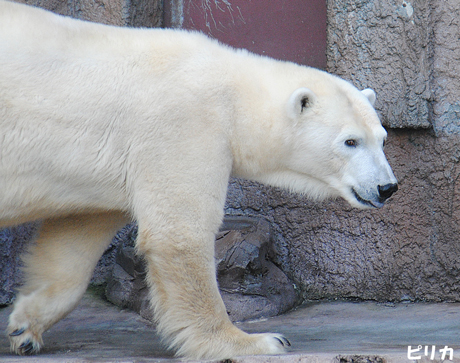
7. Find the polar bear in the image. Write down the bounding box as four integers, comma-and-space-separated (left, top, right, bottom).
0, 0, 398, 360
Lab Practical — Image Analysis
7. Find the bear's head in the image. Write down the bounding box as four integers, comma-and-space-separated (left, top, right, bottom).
282, 77, 398, 209
253, 74, 398, 209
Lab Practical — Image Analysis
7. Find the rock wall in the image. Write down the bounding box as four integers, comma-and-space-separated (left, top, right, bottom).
226, 129, 460, 302
326, 0, 460, 135
225, 0, 460, 303
12, 0, 163, 27
319, 0, 460, 301
0, 224, 39, 305
327, 0, 433, 129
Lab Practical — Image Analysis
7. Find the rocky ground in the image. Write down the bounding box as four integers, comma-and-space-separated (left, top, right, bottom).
1, 289, 460, 363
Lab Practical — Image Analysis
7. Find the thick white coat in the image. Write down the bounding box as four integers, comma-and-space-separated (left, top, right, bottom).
0, 0, 397, 360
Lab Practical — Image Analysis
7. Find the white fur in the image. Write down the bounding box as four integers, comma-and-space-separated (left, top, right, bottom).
1, 0, 396, 359
362, 88, 377, 106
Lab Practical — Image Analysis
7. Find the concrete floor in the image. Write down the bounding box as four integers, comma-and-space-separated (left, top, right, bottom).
1, 290, 460, 362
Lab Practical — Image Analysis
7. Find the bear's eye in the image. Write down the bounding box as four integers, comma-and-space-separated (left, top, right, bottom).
345, 139, 357, 147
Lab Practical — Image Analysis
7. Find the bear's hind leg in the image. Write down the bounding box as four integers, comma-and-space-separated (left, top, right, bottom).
8, 212, 129, 355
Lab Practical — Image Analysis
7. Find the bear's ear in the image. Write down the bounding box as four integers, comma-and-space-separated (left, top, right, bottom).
362, 88, 376, 106
288, 87, 317, 118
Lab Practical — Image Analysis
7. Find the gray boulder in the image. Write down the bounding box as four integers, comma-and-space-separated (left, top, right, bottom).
105, 216, 300, 322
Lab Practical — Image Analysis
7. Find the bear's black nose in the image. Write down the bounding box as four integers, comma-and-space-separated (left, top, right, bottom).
378, 183, 398, 200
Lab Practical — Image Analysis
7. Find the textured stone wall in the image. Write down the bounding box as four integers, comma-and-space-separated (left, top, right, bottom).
327, 0, 433, 129
0, 224, 39, 305
430, 1, 460, 135
12, 0, 163, 27
321, 0, 460, 299
326, 0, 460, 135
225, 0, 460, 303
226, 129, 460, 302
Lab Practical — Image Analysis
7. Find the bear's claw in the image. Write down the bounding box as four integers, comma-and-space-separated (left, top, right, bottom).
8, 323, 43, 355
9, 328, 26, 337
18, 340, 35, 355
275, 336, 291, 347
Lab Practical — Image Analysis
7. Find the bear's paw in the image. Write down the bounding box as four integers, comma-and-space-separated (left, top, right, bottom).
251, 332, 291, 355
8, 324, 43, 356
173, 328, 291, 359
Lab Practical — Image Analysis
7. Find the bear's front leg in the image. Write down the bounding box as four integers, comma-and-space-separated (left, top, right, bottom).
8, 212, 129, 355
137, 226, 290, 360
